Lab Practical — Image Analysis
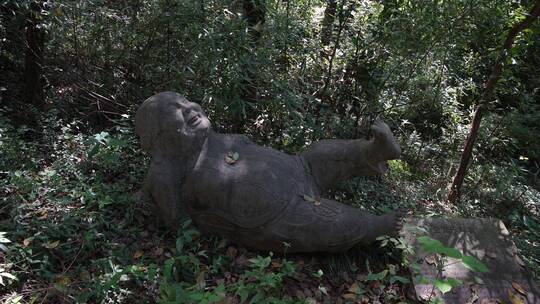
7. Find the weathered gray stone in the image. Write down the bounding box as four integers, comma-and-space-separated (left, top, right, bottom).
135, 91, 403, 253
403, 217, 540, 304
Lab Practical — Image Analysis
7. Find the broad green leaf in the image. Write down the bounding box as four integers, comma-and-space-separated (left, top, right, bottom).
303, 194, 315, 202
163, 259, 175, 281
417, 236, 445, 253
176, 238, 184, 252
87, 143, 100, 159
366, 270, 388, 281
188, 292, 205, 301
434, 279, 452, 294
250, 292, 264, 303
440, 247, 462, 259
446, 278, 463, 287
390, 275, 410, 284
461, 255, 489, 273
417, 236, 462, 258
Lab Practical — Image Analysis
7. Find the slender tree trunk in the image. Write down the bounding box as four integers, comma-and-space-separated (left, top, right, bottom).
239, 0, 266, 104
446, 1, 540, 204
243, 0, 265, 44
234, 0, 266, 132
277, 0, 290, 71
320, 0, 348, 97
320, 0, 337, 48
24, 0, 45, 107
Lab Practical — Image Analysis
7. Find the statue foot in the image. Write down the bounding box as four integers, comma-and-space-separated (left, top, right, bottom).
370, 120, 401, 160
380, 209, 404, 238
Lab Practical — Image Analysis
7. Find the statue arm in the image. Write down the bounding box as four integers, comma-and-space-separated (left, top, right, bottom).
145, 165, 188, 228
300, 121, 400, 191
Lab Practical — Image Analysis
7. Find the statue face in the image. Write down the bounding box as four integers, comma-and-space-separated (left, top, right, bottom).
135, 92, 211, 153
160, 94, 211, 143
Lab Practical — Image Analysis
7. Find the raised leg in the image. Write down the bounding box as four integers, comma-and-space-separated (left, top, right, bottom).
300, 121, 401, 192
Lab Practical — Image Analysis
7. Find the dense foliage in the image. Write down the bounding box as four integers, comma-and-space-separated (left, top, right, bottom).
1, 0, 539, 303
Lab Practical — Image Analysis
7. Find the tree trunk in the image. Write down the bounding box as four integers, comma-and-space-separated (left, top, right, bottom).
239, 0, 266, 104
320, 0, 337, 47
23, 0, 45, 107
235, 0, 266, 132
446, 0, 540, 204
320, 0, 348, 98
242, 0, 266, 44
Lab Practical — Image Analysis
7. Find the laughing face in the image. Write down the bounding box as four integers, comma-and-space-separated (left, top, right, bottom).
135, 92, 211, 153
160, 93, 211, 148
163, 94, 210, 135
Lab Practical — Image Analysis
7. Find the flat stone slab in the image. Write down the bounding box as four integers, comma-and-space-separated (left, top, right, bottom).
403, 217, 540, 304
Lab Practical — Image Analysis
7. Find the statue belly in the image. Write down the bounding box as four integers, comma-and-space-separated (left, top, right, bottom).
187, 150, 308, 230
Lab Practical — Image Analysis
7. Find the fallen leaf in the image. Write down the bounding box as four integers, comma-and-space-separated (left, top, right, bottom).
55, 275, 71, 286
348, 283, 361, 294
271, 260, 282, 268
196, 271, 206, 289
23, 237, 33, 247
511, 282, 526, 296
343, 293, 356, 300
480, 299, 500, 304
225, 151, 239, 164
226, 246, 237, 259
79, 271, 91, 280
474, 276, 485, 285
508, 288, 525, 304
133, 250, 143, 259
44, 240, 60, 249
303, 194, 315, 202
424, 254, 437, 265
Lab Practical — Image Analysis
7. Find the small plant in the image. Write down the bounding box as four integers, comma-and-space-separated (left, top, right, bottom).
0, 232, 16, 286
232, 253, 296, 303
415, 236, 488, 301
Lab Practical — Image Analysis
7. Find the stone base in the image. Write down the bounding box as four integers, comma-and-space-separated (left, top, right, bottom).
402, 217, 539, 304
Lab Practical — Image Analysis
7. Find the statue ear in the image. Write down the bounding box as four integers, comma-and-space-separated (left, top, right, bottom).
135, 99, 160, 152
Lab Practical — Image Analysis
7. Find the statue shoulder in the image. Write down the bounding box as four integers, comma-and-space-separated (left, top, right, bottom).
216, 133, 253, 146
233, 134, 252, 144
146, 158, 185, 186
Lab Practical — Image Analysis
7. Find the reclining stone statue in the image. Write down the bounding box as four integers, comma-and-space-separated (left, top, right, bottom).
135, 91, 402, 253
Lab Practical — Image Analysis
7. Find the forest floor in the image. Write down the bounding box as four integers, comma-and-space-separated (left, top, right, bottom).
1, 116, 539, 304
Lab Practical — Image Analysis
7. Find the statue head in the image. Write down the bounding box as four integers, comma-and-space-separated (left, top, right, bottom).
135, 92, 211, 155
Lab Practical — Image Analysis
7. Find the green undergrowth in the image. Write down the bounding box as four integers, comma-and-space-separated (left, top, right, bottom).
1, 110, 539, 303
0, 112, 411, 303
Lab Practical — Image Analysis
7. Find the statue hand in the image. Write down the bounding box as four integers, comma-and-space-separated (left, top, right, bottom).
370, 120, 401, 160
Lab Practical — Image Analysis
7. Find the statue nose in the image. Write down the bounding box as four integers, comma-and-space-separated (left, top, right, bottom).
183, 107, 192, 116
183, 103, 201, 115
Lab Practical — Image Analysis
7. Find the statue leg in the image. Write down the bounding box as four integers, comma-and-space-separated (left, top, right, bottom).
301, 120, 401, 191
255, 197, 402, 253
370, 120, 401, 161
